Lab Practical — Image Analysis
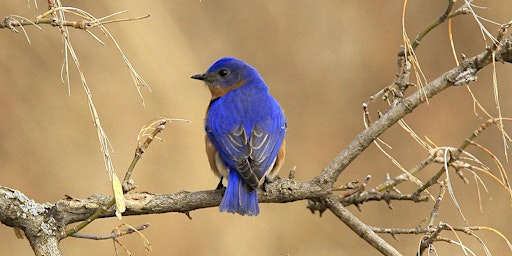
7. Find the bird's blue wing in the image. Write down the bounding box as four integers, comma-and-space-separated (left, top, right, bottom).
248, 113, 286, 180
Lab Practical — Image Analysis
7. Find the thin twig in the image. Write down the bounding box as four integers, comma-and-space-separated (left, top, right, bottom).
71, 224, 150, 240
411, 0, 456, 50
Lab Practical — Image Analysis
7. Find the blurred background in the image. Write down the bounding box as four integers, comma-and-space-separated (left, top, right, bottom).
2, 1, 512, 255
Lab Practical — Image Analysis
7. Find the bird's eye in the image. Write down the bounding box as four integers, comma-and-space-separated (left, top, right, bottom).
218, 69, 229, 77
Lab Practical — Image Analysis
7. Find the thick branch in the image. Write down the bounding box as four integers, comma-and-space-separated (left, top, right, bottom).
54, 179, 326, 226
0, 187, 62, 256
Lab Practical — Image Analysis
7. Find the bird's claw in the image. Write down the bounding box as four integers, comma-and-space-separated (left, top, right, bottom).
216, 178, 225, 190
262, 175, 280, 192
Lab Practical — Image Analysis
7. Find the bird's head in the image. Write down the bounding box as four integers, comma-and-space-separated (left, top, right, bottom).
191, 57, 261, 99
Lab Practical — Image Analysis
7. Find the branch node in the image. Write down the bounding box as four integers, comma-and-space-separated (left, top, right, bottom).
183, 211, 192, 220
307, 199, 328, 217
122, 179, 138, 193
288, 166, 296, 179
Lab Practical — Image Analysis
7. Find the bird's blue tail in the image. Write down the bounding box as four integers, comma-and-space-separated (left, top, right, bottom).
219, 169, 259, 216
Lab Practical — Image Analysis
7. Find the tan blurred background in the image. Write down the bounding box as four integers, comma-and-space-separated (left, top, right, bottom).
2, 1, 512, 255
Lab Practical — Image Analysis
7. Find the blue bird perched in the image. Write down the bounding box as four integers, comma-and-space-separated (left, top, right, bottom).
191, 57, 287, 216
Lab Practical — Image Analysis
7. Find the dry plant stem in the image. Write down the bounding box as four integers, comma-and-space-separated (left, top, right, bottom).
64, 200, 115, 237
0, 11, 150, 30
371, 225, 499, 236
71, 224, 150, 240
363, 156, 434, 195
312, 38, 508, 253
342, 192, 428, 206
412, 118, 503, 197
427, 182, 446, 228
409, 1, 470, 53
313, 40, 498, 189
411, 0, 455, 50
0, 16, 147, 30
419, 222, 449, 256
325, 195, 403, 256
4, 1, 152, 195
371, 226, 426, 236
124, 120, 168, 183
395, 47, 412, 96
65, 120, 168, 237
372, 224, 512, 254
448, 5, 471, 20
482, 22, 512, 62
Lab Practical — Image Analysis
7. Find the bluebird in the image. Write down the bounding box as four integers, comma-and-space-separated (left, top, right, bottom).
191, 57, 286, 216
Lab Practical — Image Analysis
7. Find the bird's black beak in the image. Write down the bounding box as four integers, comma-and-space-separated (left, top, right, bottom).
191, 74, 206, 80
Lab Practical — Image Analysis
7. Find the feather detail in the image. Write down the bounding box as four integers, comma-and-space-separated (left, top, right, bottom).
219, 169, 259, 216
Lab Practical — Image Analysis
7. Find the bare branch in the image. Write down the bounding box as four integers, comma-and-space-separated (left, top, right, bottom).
325, 195, 403, 256
71, 224, 150, 240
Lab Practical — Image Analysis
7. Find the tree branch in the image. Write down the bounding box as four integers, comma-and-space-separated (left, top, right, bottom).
325, 195, 403, 256
313, 33, 512, 188
53, 178, 325, 226
0, 13, 150, 31
0, 186, 62, 256
71, 224, 151, 240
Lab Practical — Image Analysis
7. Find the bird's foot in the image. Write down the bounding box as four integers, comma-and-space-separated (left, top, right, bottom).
262, 175, 280, 192
216, 178, 225, 190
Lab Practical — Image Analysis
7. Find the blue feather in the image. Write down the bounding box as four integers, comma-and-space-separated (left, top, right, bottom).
219, 169, 259, 216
